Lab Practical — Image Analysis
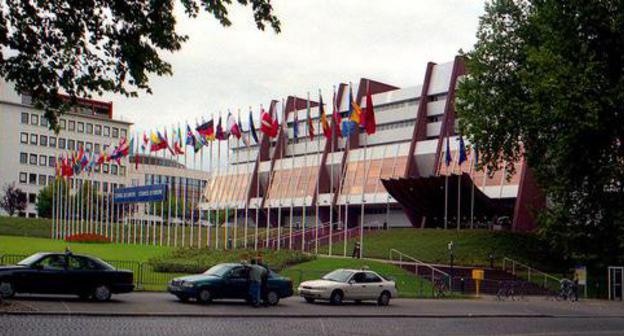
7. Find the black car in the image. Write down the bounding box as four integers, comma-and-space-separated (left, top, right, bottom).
168, 263, 293, 305
0, 252, 134, 301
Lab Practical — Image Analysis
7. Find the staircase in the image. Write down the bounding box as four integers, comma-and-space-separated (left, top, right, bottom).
389, 249, 558, 295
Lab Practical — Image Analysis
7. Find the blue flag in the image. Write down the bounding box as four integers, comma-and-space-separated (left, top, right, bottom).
445, 137, 452, 167
458, 135, 467, 165
249, 110, 259, 144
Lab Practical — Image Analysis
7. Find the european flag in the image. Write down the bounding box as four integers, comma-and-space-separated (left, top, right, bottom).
458, 135, 467, 165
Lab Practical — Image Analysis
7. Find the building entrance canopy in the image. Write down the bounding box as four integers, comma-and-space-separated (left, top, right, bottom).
381, 173, 510, 228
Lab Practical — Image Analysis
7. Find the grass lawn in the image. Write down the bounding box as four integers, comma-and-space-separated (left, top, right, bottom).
282, 257, 436, 298
0, 217, 51, 238
0, 235, 171, 262
318, 228, 559, 271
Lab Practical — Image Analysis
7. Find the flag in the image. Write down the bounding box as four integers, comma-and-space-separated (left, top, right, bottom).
364, 84, 376, 135
150, 130, 167, 152
196, 119, 215, 140
249, 110, 259, 144
332, 91, 342, 137
293, 109, 299, 142
216, 117, 226, 140
141, 131, 148, 151
320, 94, 331, 139
228, 112, 241, 139
445, 137, 452, 167
173, 128, 185, 155
237, 114, 250, 146
458, 135, 467, 166
307, 98, 315, 141
260, 106, 278, 138
342, 86, 361, 137
163, 129, 176, 155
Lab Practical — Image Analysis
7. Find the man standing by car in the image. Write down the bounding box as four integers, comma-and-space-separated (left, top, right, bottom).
248, 259, 264, 307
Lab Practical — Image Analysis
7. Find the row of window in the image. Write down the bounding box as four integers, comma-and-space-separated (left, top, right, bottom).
18, 152, 127, 176
20, 112, 126, 138
20, 132, 119, 155
17, 172, 124, 192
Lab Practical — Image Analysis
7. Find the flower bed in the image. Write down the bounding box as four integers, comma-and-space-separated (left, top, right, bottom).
64, 233, 111, 244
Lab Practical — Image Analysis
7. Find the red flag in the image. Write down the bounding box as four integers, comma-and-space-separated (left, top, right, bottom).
260, 107, 278, 138
364, 85, 376, 135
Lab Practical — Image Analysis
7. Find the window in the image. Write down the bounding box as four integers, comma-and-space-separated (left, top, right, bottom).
94, 144, 100, 153
48, 176, 54, 185
103, 126, 110, 136
29, 193, 37, 203
60, 119, 66, 130
67, 139, 75, 151
19, 172, 27, 183
30, 134, 37, 145
21, 112, 29, 124
111, 164, 118, 175
364, 272, 382, 283
29, 154, 37, 165
121, 129, 127, 138
48, 156, 55, 167
20, 152, 27, 164
30, 114, 39, 125
39, 155, 47, 166
86, 142, 93, 151
103, 164, 109, 174
112, 127, 119, 138
95, 125, 102, 136
94, 165, 100, 173
40, 135, 48, 147
68, 120, 76, 131
40, 117, 48, 127
29, 173, 37, 184
49, 136, 57, 148
86, 123, 93, 134
39, 174, 46, 186
20, 132, 28, 144
77, 141, 84, 150
58, 138, 66, 149
352, 272, 367, 283
77, 122, 84, 133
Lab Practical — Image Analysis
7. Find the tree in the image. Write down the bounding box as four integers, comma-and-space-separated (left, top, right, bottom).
0, 0, 281, 130
0, 183, 27, 216
456, 0, 624, 268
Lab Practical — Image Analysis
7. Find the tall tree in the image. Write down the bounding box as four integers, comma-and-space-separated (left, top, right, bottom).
0, 183, 27, 216
0, 0, 281, 130
457, 0, 624, 268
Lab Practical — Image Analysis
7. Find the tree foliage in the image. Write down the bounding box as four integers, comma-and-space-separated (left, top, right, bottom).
457, 0, 624, 267
0, 183, 27, 216
0, 0, 280, 130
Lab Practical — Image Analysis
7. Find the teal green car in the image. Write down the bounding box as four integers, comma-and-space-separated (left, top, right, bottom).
167, 263, 293, 305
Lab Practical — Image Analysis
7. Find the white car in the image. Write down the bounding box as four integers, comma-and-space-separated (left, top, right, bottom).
298, 268, 398, 305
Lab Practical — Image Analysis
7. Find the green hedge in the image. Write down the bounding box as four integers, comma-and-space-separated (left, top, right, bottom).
148, 248, 314, 273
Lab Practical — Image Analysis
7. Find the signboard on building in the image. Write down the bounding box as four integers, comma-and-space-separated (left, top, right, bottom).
113, 184, 168, 203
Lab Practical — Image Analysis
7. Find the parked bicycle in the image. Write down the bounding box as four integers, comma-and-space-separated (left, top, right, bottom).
433, 277, 449, 298
496, 280, 516, 301
555, 279, 577, 302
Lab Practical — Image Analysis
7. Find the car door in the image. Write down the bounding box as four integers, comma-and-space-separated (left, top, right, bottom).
348, 272, 369, 300
66, 256, 101, 295
364, 272, 385, 299
27, 254, 68, 294
224, 266, 249, 299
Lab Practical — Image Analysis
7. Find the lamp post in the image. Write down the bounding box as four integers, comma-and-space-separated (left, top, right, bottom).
448, 241, 454, 292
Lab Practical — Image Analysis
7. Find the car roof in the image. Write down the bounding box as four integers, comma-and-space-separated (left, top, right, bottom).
335, 268, 377, 273
34, 252, 95, 259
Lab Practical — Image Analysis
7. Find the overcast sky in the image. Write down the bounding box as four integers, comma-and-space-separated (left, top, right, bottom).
107, 0, 484, 134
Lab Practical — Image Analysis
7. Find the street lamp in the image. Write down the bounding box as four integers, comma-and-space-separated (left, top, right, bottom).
448, 241, 454, 292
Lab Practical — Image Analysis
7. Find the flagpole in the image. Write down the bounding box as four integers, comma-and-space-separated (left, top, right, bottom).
243, 111, 250, 249
315, 90, 321, 254
207, 128, 213, 248
329, 86, 336, 256
198, 129, 204, 248
225, 130, 230, 249
234, 111, 240, 249
182, 125, 188, 248
255, 106, 261, 251
469, 145, 476, 229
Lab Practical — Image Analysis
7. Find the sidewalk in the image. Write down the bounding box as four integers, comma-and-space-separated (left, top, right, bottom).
2, 292, 623, 318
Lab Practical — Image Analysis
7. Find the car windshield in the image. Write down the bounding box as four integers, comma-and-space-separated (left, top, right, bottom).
203, 264, 233, 277
322, 270, 353, 282
17, 253, 46, 266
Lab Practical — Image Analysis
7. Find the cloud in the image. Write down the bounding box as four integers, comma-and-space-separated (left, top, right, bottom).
106, 0, 483, 134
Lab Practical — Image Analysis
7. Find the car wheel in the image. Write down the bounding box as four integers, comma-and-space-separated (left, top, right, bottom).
377, 291, 391, 306
93, 285, 112, 302
0, 281, 15, 299
330, 290, 343, 305
266, 290, 280, 306
197, 288, 212, 304
304, 297, 315, 304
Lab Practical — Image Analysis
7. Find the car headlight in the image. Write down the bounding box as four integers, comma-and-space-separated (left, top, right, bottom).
182, 282, 195, 288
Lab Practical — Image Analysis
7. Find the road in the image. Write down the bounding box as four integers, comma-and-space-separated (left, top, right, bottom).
2, 293, 624, 335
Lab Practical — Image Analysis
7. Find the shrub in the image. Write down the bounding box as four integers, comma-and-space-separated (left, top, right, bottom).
148, 248, 315, 273
65, 233, 110, 244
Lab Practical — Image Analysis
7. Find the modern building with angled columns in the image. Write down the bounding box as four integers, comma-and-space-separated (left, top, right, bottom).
201, 56, 544, 248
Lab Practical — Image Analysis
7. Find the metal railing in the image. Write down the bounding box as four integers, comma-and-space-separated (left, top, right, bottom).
502, 257, 561, 292
388, 249, 452, 289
